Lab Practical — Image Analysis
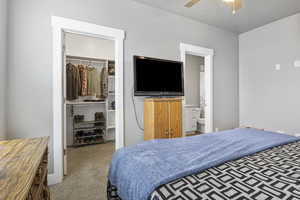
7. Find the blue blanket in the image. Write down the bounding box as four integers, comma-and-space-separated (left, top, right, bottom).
108, 128, 300, 200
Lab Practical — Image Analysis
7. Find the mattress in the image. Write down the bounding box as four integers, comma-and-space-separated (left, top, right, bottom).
107, 141, 300, 200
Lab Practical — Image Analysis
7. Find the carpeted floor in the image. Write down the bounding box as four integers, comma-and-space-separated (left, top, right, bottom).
50, 142, 115, 200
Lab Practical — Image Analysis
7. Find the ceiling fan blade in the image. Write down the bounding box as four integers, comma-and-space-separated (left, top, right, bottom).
225, 0, 242, 13
235, 0, 242, 10
184, 0, 201, 8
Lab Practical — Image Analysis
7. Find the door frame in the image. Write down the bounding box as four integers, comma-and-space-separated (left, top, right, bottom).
180, 43, 214, 134
50, 16, 125, 185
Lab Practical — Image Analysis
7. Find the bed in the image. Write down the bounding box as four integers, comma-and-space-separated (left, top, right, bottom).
107, 128, 300, 200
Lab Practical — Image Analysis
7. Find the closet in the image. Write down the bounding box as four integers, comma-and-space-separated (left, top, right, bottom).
65, 56, 115, 146
64, 33, 115, 147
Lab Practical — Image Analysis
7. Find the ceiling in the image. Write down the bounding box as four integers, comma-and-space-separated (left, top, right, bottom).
133, 0, 300, 33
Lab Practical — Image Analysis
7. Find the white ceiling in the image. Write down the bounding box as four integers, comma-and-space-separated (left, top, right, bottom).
133, 0, 300, 33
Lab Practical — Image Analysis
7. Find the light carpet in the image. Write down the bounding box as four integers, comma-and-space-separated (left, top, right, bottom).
50, 142, 115, 200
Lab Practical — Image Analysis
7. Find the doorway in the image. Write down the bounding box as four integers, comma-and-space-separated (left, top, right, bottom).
63, 32, 117, 176
51, 16, 125, 185
180, 43, 214, 135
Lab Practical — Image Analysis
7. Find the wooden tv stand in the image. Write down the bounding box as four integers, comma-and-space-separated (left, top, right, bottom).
144, 98, 182, 140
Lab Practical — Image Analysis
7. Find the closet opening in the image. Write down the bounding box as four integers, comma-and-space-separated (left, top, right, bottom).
51, 29, 121, 197
51, 16, 124, 186
62, 33, 116, 183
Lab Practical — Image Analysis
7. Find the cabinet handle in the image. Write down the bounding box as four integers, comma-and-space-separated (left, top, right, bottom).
170, 129, 174, 137
165, 129, 169, 136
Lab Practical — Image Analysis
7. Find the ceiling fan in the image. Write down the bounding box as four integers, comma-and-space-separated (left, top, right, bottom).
185, 0, 242, 14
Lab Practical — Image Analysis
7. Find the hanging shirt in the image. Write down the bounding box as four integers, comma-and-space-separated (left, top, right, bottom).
66, 63, 74, 100
74, 66, 81, 99
66, 63, 80, 100
78, 65, 88, 96
100, 66, 108, 98
87, 67, 97, 96
94, 67, 101, 98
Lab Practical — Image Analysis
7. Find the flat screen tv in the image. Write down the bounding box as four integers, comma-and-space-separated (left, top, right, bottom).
134, 56, 184, 96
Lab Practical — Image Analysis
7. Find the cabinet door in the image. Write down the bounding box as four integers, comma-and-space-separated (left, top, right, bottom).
169, 101, 182, 138
154, 102, 170, 139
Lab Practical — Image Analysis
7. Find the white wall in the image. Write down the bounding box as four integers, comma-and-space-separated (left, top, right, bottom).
6, 0, 239, 172
239, 12, 300, 135
65, 33, 114, 60
185, 54, 204, 107
0, 0, 7, 139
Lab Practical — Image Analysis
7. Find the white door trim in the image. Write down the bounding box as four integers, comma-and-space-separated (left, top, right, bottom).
180, 43, 214, 134
51, 16, 125, 185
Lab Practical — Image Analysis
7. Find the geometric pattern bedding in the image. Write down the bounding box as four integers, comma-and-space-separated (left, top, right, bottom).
107, 141, 300, 200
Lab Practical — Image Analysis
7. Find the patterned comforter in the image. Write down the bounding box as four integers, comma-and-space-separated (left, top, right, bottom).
108, 141, 300, 200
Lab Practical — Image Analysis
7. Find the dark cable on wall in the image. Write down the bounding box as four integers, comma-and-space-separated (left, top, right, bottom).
131, 86, 144, 131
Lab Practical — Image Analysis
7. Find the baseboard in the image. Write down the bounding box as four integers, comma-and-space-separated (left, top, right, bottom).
48, 173, 62, 186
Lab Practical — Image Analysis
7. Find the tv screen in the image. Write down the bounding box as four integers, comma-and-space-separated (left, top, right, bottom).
134, 56, 184, 96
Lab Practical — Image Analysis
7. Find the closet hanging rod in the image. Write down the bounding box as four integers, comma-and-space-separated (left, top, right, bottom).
66, 55, 114, 63
67, 58, 105, 65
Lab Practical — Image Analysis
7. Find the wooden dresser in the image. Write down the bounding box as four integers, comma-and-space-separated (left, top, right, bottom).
0, 137, 50, 200
144, 98, 182, 140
